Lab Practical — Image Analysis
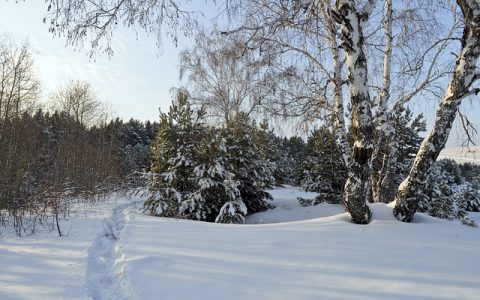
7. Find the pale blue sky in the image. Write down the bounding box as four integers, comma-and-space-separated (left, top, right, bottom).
0, 1, 478, 147
0, 1, 212, 121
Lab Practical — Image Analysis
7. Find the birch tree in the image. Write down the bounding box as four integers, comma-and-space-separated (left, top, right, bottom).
0, 35, 40, 129
179, 28, 271, 124
370, 0, 393, 203
223, 0, 451, 223
223, 0, 352, 163
331, 0, 377, 224
321, 1, 351, 164
394, 0, 480, 222
370, 1, 458, 203
51, 80, 106, 127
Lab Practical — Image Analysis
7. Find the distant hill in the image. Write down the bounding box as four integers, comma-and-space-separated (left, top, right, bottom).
438, 146, 480, 165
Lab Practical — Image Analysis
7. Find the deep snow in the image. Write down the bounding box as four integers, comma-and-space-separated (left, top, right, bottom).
1, 187, 479, 299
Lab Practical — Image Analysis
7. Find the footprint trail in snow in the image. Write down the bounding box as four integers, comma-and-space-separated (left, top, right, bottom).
85, 202, 137, 300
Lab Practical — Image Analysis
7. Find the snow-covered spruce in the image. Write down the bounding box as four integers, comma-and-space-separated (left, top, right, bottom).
372, 106, 426, 204
143, 92, 203, 218
222, 113, 275, 215
463, 184, 480, 212
180, 128, 237, 222
215, 179, 247, 224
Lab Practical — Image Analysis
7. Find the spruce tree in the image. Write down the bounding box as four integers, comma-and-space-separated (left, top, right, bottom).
287, 136, 308, 186
462, 184, 480, 212
372, 106, 426, 203
215, 177, 248, 224
144, 99, 279, 223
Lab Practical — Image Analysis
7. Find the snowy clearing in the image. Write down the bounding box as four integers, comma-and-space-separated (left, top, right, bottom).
1, 187, 479, 299
439, 147, 480, 165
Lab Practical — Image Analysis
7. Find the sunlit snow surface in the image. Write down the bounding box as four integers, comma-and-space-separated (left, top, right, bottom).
439, 147, 480, 165
1, 187, 479, 299
0, 194, 135, 299
246, 186, 344, 224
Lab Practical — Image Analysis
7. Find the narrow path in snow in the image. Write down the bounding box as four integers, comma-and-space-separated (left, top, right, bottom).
85, 201, 136, 300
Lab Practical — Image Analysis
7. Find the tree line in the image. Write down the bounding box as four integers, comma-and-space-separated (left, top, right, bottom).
0, 109, 157, 235
0, 36, 158, 234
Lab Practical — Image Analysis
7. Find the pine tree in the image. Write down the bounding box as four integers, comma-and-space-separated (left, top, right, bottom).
459, 163, 480, 189
215, 177, 248, 224
462, 184, 480, 212
287, 136, 308, 186
254, 119, 291, 185
181, 128, 228, 221
144, 101, 276, 223
222, 113, 274, 214
275, 137, 295, 185
372, 106, 426, 203
301, 126, 346, 204
144, 92, 205, 217
418, 161, 477, 227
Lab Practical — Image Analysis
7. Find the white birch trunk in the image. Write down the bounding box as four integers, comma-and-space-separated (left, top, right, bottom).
333, 0, 377, 224
378, 147, 398, 203
325, 7, 351, 165
371, 0, 394, 203
394, 0, 480, 222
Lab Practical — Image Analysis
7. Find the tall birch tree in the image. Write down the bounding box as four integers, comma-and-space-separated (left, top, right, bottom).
0, 35, 40, 129
370, 1, 459, 204
331, 0, 377, 224
223, 0, 352, 163
178, 28, 271, 124
394, 0, 480, 222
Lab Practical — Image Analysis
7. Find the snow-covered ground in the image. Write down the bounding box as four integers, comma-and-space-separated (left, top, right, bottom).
0, 194, 139, 300
439, 147, 480, 164
245, 186, 344, 224
1, 187, 479, 299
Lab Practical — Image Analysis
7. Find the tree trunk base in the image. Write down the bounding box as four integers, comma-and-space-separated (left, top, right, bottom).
348, 205, 372, 224
393, 198, 417, 222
